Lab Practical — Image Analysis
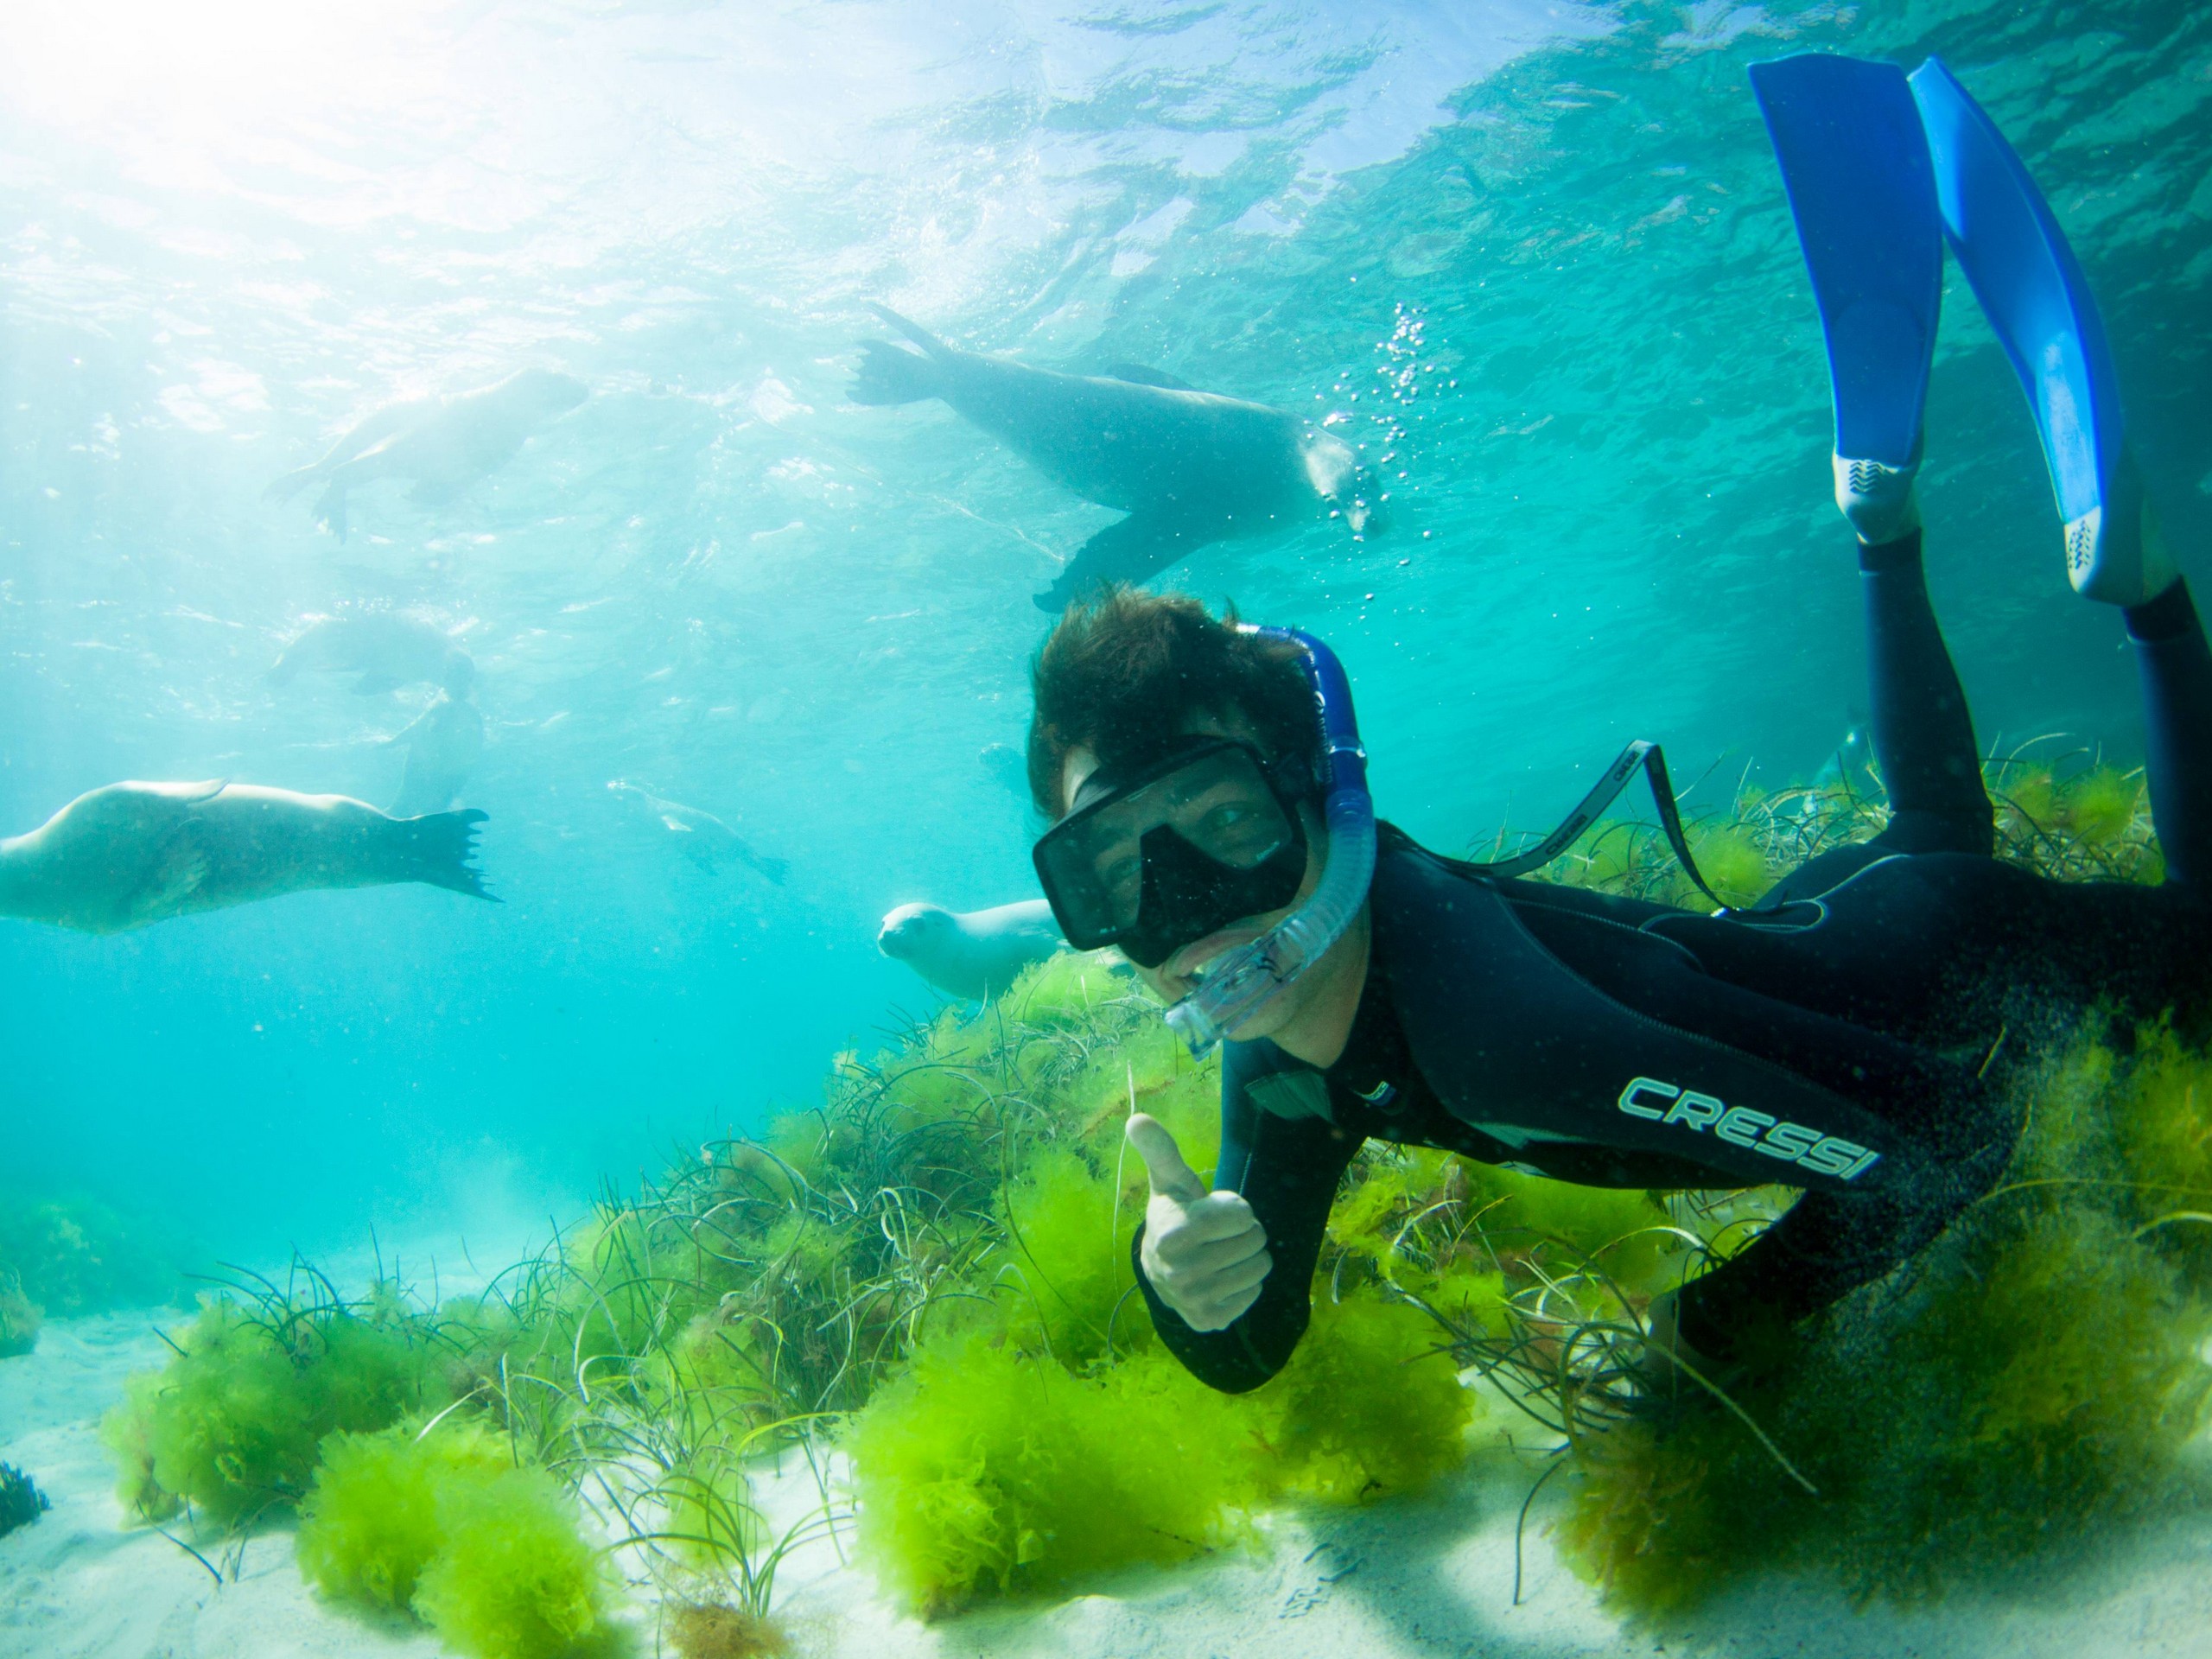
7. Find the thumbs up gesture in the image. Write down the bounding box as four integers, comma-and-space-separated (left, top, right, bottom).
1127, 1113, 1272, 1332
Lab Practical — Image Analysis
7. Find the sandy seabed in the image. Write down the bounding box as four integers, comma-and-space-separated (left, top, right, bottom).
6, 1310, 2212, 1659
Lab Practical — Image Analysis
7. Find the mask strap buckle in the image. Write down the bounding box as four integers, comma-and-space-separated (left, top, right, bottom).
1454, 740, 1737, 912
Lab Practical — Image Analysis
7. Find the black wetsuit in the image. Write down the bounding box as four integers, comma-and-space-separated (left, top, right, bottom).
1137, 537, 2212, 1390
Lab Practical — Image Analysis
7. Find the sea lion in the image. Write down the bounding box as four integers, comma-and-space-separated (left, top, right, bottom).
877, 899, 1064, 1001
0, 780, 493, 935
608, 781, 788, 884
265, 367, 588, 542
389, 693, 486, 817
270, 613, 474, 696
850, 306, 1380, 609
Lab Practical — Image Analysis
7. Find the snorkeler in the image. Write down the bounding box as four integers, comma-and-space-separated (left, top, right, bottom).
1018, 55, 2212, 1391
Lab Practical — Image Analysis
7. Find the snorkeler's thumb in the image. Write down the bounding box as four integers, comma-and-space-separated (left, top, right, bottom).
1127, 1113, 1208, 1204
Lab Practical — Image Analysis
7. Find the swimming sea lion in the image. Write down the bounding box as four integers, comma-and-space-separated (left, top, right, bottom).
850, 306, 1379, 609
608, 781, 788, 884
877, 899, 1064, 1000
265, 367, 588, 543
390, 693, 486, 817
270, 613, 474, 696
0, 780, 493, 934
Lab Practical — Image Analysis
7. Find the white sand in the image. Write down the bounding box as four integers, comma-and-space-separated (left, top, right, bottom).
5, 1311, 2212, 1659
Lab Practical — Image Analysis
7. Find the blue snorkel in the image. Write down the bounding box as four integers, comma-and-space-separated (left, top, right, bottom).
1163, 626, 1376, 1055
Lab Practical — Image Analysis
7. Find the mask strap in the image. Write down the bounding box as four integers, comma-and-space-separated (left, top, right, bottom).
1454, 740, 1735, 912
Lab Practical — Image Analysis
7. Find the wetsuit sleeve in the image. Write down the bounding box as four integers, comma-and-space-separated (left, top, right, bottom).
1131, 1044, 1362, 1393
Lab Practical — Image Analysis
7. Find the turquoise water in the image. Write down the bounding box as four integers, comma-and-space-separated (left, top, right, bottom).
1, 0, 2207, 1255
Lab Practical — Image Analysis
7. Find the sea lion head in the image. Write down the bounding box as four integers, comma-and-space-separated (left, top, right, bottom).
877, 902, 956, 963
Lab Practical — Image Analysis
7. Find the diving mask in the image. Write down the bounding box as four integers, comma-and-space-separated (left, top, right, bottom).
1031, 737, 1311, 970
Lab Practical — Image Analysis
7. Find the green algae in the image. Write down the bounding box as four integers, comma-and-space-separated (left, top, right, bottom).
0, 1268, 39, 1357
100, 1269, 449, 1525
1522, 746, 2161, 908
847, 1337, 1254, 1611
0, 1187, 192, 1320
298, 1420, 615, 1659
845, 1293, 1476, 1615
1554, 1037, 2212, 1612
298, 1421, 513, 1612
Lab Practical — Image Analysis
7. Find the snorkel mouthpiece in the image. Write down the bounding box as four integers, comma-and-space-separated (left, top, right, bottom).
1163, 626, 1376, 1054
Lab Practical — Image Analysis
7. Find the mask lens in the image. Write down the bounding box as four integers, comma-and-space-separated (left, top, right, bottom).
1034, 745, 1303, 953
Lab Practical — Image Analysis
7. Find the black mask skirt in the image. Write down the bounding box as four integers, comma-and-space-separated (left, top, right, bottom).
1118, 821, 1308, 969
1033, 738, 1311, 968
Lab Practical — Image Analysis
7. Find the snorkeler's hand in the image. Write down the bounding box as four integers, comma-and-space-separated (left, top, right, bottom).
1128, 1113, 1271, 1332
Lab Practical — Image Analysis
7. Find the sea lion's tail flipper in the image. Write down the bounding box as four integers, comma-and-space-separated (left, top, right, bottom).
868, 304, 957, 362
264, 465, 323, 505
311, 479, 351, 543
388, 807, 496, 901
1033, 511, 1211, 613
742, 847, 791, 887
850, 339, 941, 407
851, 305, 960, 406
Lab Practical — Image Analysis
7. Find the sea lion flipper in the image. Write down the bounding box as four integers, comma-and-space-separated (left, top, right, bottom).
122, 819, 215, 927
737, 842, 790, 886
264, 465, 321, 505
312, 478, 351, 543
383, 806, 495, 901
1100, 362, 1198, 393
1034, 511, 1209, 612
868, 304, 956, 362
850, 339, 940, 407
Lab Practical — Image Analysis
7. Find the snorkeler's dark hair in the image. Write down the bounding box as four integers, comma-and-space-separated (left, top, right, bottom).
1027, 585, 1317, 817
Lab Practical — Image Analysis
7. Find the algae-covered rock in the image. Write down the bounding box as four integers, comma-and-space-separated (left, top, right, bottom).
0, 1189, 192, 1318
666, 1599, 785, 1658
0, 1270, 41, 1358
0, 1462, 51, 1538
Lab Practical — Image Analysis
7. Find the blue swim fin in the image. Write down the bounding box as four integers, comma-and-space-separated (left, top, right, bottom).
1910, 57, 2171, 605
1751, 54, 1942, 544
